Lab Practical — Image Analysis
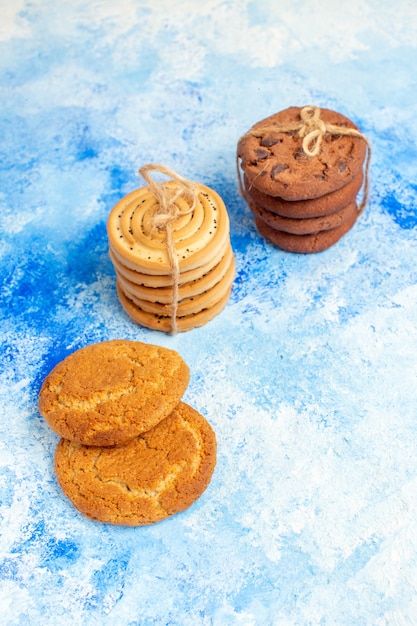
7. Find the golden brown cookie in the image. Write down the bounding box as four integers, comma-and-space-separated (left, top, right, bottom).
118, 253, 235, 316
108, 243, 230, 289
238, 106, 367, 200
254, 204, 358, 253
112, 244, 234, 301
116, 282, 233, 332
248, 198, 358, 235
54, 402, 217, 526
243, 170, 363, 218
38, 340, 190, 446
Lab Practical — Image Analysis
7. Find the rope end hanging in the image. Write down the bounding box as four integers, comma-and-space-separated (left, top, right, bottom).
138, 164, 199, 334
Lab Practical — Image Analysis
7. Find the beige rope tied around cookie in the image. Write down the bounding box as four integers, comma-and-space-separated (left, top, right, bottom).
139, 164, 199, 334
298, 106, 330, 157
239, 105, 371, 214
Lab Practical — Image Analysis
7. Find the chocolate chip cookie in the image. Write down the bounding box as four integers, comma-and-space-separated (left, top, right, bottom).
238, 106, 367, 201
243, 171, 363, 219
248, 198, 358, 235
255, 204, 358, 253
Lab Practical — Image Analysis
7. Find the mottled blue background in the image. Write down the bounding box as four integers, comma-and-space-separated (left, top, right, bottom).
1, 1, 417, 624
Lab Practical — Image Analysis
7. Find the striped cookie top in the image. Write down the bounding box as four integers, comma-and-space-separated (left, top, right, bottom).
107, 182, 230, 275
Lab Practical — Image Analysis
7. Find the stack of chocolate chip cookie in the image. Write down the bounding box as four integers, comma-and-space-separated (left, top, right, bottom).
107, 165, 235, 332
237, 106, 369, 253
38, 340, 217, 526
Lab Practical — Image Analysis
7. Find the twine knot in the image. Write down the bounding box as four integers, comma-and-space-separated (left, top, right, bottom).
298, 106, 328, 156
140, 163, 198, 230
139, 164, 199, 334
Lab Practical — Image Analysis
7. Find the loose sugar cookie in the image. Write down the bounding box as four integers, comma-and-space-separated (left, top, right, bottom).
54, 402, 217, 526
38, 340, 190, 446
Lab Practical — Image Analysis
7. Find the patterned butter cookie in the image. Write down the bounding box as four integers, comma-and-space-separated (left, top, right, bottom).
107, 179, 230, 276
107, 165, 234, 333
54, 402, 217, 526
238, 106, 368, 201
111, 244, 234, 300
38, 340, 190, 446
117, 252, 235, 315
243, 170, 363, 219
254, 204, 358, 253
248, 198, 358, 235
108, 243, 230, 289
116, 281, 232, 333
120, 261, 235, 317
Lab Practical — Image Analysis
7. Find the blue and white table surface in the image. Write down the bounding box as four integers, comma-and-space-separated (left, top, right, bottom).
1, 1, 417, 624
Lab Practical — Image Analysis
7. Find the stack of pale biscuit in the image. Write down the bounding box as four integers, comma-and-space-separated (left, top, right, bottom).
107, 167, 235, 332
38, 339, 217, 526
237, 106, 369, 253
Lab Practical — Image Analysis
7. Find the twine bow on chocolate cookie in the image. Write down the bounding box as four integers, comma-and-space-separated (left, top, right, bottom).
139, 164, 199, 334
298, 106, 331, 157
297, 106, 371, 165
239, 105, 371, 213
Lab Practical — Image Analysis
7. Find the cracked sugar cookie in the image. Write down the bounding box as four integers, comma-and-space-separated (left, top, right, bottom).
38, 340, 190, 447
54, 402, 217, 526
